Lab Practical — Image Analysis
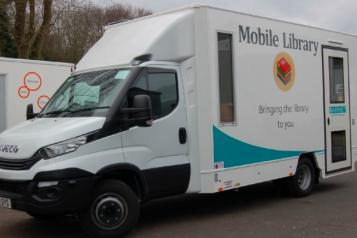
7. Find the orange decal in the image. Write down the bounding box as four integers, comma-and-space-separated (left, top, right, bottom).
37, 95, 50, 109
18, 86, 30, 99
24, 72, 42, 91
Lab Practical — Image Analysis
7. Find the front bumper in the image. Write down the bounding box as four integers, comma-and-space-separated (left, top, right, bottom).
0, 169, 96, 215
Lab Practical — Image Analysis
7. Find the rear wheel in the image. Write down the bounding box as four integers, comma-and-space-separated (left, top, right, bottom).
288, 158, 316, 197
80, 180, 140, 238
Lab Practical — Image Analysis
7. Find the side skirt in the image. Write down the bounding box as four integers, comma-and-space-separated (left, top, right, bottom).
143, 164, 190, 199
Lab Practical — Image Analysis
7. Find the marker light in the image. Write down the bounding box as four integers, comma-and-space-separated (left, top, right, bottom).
37, 181, 59, 188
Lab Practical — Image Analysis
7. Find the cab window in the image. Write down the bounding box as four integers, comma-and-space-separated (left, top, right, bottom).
127, 69, 179, 119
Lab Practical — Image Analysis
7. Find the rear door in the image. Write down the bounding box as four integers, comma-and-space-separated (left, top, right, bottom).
0, 75, 6, 132
322, 47, 352, 173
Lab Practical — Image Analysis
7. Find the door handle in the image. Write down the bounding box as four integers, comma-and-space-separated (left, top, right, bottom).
327, 117, 330, 125
179, 128, 187, 144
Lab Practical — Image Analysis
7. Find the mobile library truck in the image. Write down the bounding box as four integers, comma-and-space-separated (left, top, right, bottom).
0, 5, 356, 237
0, 57, 73, 132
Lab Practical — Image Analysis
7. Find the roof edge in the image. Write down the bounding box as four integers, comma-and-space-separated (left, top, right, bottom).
0, 57, 74, 67
105, 4, 357, 39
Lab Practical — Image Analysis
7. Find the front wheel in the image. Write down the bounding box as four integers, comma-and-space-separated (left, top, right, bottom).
80, 180, 140, 238
288, 158, 316, 197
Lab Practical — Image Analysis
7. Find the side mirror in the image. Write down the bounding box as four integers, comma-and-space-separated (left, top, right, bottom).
120, 95, 153, 127
132, 95, 153, 127
26, 104, 38, 120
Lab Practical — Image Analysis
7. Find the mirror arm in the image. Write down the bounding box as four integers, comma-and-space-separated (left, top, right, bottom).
29, 113, 39, 118
26, 104, 38, 120
120, 117, 151, 123
119, 107, 149, 114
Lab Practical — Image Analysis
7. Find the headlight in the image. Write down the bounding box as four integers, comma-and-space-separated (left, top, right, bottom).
40, 136, 88, 159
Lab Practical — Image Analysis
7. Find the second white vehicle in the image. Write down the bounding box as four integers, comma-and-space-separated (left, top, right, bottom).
0, 57, 73, 132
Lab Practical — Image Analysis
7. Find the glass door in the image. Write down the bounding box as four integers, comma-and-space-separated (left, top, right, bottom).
323, 48, 352, 173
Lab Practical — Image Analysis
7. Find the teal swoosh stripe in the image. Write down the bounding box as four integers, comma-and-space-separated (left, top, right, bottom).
213, 126, 302, 168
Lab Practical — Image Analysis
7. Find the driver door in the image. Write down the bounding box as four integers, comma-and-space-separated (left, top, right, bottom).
121, 66, 190, 198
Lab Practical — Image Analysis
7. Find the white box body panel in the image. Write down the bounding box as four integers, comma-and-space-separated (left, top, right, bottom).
190, 7, 357, 193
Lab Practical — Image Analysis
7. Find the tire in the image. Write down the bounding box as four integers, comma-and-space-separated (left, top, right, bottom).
79, 180, 140, 238
287, 158, 316, 197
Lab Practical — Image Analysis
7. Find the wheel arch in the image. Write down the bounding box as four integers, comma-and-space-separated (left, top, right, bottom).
299, 152, 321, 183
96, 163, 148, 199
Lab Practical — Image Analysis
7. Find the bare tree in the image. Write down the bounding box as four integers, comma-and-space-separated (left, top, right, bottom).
2, 0, 151, 62
11, 0, 53, 59
14, 0, 27, 57
22, 0, 35, 55
30, 0, 52, 58
0, 0, 17, 57
43, 1, 152, 63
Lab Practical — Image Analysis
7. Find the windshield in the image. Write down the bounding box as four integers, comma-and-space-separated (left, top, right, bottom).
40, 68, 132, 118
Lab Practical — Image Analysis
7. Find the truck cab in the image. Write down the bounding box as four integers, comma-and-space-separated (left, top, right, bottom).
0, 7, 199, 237
0, 60, 191, 236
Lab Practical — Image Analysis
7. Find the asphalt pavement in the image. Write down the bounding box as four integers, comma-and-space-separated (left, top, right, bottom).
0, 169, 357, 238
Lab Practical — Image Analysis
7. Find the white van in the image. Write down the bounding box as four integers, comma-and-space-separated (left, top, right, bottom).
0, 57, 73, 132
0, 5, 356, 237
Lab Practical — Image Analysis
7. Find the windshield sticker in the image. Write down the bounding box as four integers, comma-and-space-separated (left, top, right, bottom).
73, 83, 100, 105
114, 70, 130, 80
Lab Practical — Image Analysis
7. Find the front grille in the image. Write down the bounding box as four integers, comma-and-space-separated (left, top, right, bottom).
0, 154, 41, 170
0, 180, 30, 195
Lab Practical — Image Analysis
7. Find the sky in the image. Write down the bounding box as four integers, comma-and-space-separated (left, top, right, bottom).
93, 0, 357, 34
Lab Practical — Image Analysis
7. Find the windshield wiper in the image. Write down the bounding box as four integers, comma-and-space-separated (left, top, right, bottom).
68, 106, 110, 115
39, 106, 110, 118
39, 110, 71, 117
